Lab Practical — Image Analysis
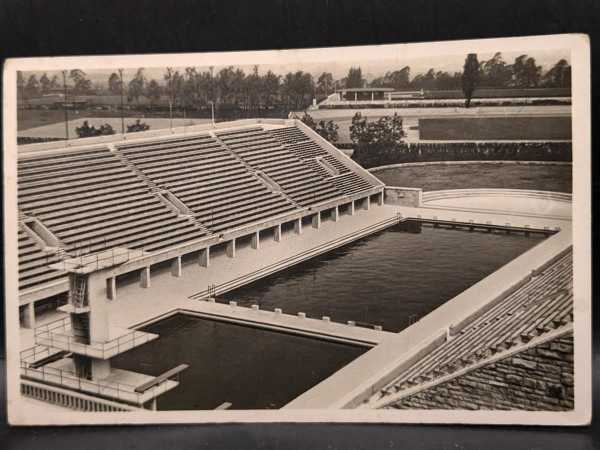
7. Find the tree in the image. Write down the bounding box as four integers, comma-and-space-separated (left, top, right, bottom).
164, 67, 184, 110
372, 67, 411, 89
480, 52, 512, 88
346, 67, 365, 88
69, 69, 92, 94
350, 112, 405, 147
39, 73, 51, 94
462, 53, 480, 108
408, 68, 432, 90
145, 79, 161, 109
317, 72, 334, 97
49, 74, 60, 89
108, 72, 122, 95
128, 68, 146, 107
17, 71, 26, 106
435, 71, 462, 90
512, 55, 542, 88
301, 113, 339, 142
262, 70, 280, 107
25, 74, 40, 98
542, 59, 571, 88
281, 71, 315, 110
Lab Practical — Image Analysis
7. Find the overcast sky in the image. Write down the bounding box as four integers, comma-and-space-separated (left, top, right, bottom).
22, 48, 570, 86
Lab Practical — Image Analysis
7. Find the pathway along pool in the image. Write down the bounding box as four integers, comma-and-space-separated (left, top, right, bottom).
112, 314, 366, 410
220, 221, 545, 332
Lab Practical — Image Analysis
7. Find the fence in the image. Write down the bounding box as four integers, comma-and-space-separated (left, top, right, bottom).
34, 316, 158, 359
20, 361, 170, 405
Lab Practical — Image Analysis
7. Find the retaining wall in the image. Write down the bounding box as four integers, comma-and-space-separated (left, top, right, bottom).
384, 186, 422, 207
388, 332, 574, 411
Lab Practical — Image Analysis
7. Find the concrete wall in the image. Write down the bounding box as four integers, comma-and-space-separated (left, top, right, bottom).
388, 333, 574, 411
384, 186, 422, 207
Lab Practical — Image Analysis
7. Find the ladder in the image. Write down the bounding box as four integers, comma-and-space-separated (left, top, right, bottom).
72, 276, 87, 307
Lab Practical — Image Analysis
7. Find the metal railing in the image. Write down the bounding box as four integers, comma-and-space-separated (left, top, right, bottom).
34, 316, 158, 359
52, 247, 147, 272
20, 361, 173, 405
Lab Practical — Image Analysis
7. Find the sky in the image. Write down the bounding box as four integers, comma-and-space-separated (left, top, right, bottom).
21, 48, 570, 87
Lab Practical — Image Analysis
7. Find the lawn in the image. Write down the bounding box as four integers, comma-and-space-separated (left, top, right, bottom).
374, 163, 571, 193
419, 116, 572, 141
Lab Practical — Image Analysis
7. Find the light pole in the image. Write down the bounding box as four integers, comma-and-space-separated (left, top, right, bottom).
118, 69, 125, 135
62, 70, 69, 141
209, 100, 215, 127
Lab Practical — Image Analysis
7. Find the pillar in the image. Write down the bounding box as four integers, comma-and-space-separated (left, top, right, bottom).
312, 211, 321, 229
226, 239, 236, 258
251, 231, 260, 249
90, 359, 111, 380
150, 398, 157, 411
106, 277, 116, 301
22, 302, 35, 329
332, 206, 339, 222
350, 201, 356, 216
140, 266, 151, 288
377, 191, 384, 206
354, 91, 357, 102
371, 91, 374, 101
199, 247, 210, 267
274, 224, 282, 242
363, 197, 371, 211
294, 218, 302, 235
171, 256, 182, 277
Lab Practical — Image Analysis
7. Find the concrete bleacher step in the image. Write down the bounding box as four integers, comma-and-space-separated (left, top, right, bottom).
379, 249, 573, 395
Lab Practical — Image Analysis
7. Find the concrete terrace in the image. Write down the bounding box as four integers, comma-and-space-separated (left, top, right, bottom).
15, 117, 574, 412
20, 193, 572, 404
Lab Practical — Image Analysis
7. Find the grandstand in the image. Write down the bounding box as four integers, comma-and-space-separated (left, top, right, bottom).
17, 119, 384, 328
367, 248, 573, 410
14, 117, 575, 414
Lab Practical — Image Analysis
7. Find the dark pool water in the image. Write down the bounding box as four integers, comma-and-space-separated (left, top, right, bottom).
220, 222, 544, 332
112, 314, 366, 410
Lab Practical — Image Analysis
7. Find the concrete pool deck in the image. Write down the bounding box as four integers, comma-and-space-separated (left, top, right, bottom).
20, 194, 571, 351
19, 191, 573, 411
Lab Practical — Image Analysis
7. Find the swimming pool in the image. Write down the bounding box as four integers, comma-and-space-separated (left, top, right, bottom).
219, 221, 544, 332
112, 314, 366, 410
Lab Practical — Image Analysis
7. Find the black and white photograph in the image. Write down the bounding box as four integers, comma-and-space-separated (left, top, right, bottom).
3, 33, 591, 426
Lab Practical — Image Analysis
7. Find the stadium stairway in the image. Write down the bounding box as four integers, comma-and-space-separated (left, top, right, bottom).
114, 133, 299, 233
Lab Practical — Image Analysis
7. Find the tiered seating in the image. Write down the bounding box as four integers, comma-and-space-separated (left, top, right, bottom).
268, 126, 376, 197
117, 133, 298, 232
303, 158, 333, 179
330, 172, 375, 196
18, 225, 67, 291
217, 128, 344, 207
378, 249, 573, 397
268, 126, 310, 145
18, 146, 206, 258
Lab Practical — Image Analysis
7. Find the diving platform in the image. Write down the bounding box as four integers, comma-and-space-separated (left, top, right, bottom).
34, 316, 159, 360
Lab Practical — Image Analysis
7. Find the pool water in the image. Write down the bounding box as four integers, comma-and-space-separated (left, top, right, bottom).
220, 221, 544, 332
112, 314, 366, 410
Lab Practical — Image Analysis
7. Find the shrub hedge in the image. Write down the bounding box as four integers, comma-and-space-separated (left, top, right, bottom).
351, 141, 572, 168
319, 98, 570, 110
17, 136, 65, 145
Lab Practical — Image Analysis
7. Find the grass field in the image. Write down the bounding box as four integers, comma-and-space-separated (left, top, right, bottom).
419, 116, 572, 141
18, 116, 212, 139
374, 163, 571, 193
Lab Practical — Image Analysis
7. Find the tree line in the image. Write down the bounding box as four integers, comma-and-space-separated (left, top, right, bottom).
369, 53, 570, 91
18, 53, 570, 110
